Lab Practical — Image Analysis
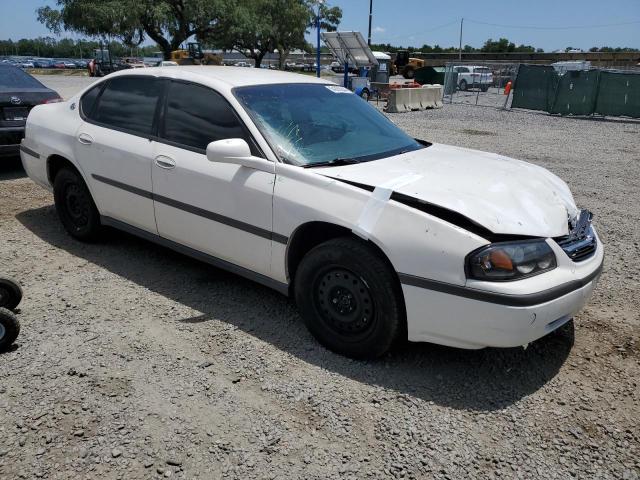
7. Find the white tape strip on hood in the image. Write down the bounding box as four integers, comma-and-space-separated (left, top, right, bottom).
352, 173, 423, 240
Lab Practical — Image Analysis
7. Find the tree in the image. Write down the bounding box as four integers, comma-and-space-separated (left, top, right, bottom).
37, 0, 228, 60
207, 0, 341, 68
481, 38, 514, 53
308, 2, 342, 32
274, 0, 311, 69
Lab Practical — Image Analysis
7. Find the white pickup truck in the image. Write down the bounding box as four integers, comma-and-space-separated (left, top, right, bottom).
453, 65, 494, 92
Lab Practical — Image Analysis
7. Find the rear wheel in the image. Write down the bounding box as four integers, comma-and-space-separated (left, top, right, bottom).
53, 168, 102, 241
481, 84, 489, 92
459, 79, 468, 91
403, 66, 415, 79
0, 308, 20, 352
0, 278, 22, 310
294, 237, 404, 359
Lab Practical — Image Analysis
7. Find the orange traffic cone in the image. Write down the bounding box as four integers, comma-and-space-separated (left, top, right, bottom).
504, 80, 512, 95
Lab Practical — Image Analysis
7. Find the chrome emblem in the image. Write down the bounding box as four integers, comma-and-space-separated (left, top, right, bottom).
10, 96, 22, 105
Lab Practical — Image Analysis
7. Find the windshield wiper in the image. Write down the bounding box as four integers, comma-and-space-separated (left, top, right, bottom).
303, 157, 361, 168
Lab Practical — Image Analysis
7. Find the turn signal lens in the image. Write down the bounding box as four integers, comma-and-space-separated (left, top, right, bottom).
467, 240, 557, 281
489, 250, 513, 270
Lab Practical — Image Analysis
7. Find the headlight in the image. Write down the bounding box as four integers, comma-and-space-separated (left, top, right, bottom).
466, 240, 557, 281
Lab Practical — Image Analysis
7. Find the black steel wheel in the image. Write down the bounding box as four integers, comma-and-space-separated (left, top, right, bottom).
295, 237, 404, 359
0, 307, 20, 352
312, 267, 376, 341
53, 168, 102, 241
0, 277, 22, 310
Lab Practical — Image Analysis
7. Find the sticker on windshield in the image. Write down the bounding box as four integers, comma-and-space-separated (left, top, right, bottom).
325, 85, 352, 94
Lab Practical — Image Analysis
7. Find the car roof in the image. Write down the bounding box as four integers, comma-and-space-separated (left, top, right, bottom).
106, 65, 331, 88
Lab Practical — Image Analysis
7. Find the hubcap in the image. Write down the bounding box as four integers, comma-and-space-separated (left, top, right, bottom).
64, 184, 90, 227
314, 268, 375, 337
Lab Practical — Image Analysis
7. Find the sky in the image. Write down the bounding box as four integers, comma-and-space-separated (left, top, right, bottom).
1, 0, 639, 52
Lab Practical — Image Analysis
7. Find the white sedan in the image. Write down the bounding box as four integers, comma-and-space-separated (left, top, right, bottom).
20, 67, 603, 358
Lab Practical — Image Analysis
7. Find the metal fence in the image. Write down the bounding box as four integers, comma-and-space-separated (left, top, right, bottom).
442, 61, 519, 109
442, 61, 640, 119
512, 65, 640, 118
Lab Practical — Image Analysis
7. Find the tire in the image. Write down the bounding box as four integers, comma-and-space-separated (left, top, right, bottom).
481, 85, 489, 92
459, 79, 468, 91
403, 67, 415, 79
53, 168, 102, 241
0, 277, 22, 310
360, 88, 370, 101
294, 237, 404, 359
0, 308, 20, 352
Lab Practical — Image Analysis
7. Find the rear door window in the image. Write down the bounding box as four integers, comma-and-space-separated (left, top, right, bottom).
161, 81, 248, 152
92, 76, 162, 136
0, 66, 45, 89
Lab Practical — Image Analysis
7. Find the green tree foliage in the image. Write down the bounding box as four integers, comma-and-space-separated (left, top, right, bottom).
370, 38, 540, 54
310, 3, 342, 32
589, 46, 639, 52
0, 37, 159, 58
481, 38, 536, 53
37, 0, 341, 66
37, 0, 229, 59
205, 0, 341, 68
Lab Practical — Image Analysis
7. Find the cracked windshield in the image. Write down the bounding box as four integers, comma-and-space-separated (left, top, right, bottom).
235, 83, 423, 166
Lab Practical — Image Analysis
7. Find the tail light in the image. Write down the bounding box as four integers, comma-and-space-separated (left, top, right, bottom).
42, 97, 63, 104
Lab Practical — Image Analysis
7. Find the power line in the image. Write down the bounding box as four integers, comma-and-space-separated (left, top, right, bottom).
465, 18, 640, 30
380, 19, 459, 42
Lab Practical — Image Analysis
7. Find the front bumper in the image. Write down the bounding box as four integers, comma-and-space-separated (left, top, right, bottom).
402, 230, 604, 349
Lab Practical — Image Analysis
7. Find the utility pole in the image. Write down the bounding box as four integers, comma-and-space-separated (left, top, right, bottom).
458, 17, 463, 61
316, 1, 322, 78
367, 0, 373, 46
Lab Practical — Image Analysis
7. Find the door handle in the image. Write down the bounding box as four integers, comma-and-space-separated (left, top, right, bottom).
77, 133, 93, 145
155, 155, 176, 170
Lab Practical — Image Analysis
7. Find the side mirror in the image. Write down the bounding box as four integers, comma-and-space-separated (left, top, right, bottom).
206, 138, 273, 173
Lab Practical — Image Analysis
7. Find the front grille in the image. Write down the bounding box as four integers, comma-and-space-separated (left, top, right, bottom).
554, 210, 597, 262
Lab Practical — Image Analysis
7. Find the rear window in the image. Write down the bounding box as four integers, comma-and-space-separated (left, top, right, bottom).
0, 66, 45, 89
92, 76, 163, 136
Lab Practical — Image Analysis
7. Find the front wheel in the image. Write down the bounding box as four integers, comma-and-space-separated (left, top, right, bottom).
53, 168, 102, 241
459, 79, 468, 91
294, 237, 404, 359
481, 85, 489, 92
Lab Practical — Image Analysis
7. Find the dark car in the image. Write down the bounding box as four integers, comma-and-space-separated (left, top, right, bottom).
1, 64, 61, 158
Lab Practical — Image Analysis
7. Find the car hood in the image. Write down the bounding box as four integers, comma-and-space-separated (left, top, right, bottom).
317, 143, 579, 238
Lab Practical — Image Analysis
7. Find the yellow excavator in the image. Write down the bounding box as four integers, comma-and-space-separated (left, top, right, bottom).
170, 42, 222, 66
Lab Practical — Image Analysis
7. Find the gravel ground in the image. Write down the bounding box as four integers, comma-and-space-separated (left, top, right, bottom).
0, 76, 638, 480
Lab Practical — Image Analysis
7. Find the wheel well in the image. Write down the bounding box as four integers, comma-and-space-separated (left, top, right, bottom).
47, 155, 78, 186
286, 221, 407, 340
286, 221, 397, 290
